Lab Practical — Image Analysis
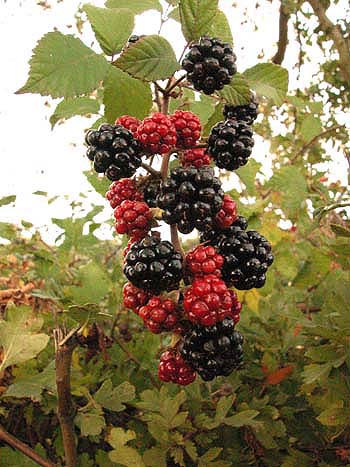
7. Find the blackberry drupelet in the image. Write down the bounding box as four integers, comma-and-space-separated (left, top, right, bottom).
85, 124, 142, 181
180, 317, 243, 381
202, 217, 274, 290
223, 95, 258, 125
158, 349, 196, 386
141, 177, 162, 208
123, 235, 183, 294
182, 36, 237, 95
157, 166, 224, 234
207, 119, 254, 170
200, 215, 248, 246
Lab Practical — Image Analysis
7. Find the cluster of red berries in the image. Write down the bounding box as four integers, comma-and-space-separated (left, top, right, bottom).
83, 35, 274, 386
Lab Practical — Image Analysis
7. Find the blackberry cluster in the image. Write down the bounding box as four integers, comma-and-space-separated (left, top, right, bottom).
158, 349, 196, 386
141, 177, 162, 208
158, 166, 224, 234
123, 282, 151, 313
180, 148, 211, 168
207, 119, 254, 170
124, 235, 183, 294
180, 317, 243, 381
115, 115, 140, 136
138, 296, 182, 334
182, 37, 237, 95
106, 178, 142, 209
85, 124, 142, 181
202, 217, 274, 290
223, 95, 258, 125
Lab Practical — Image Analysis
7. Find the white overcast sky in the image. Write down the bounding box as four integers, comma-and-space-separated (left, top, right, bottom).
0, 0, 348, 241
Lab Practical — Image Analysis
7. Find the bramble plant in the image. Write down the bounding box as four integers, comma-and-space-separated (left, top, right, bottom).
0, 1, 350, 467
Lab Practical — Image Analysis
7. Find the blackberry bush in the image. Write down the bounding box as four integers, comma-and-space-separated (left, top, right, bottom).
85, 124, 142, 181
157, 166, 224, 234
182, 36, 237, 94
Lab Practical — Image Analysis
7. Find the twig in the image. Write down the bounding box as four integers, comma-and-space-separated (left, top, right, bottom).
141, 163, 161, 177
165, 75, 187, 95
0, 425, 56, 467
54, 329, 78, 467
272, 2, 290, 65
291, 124, 344, 162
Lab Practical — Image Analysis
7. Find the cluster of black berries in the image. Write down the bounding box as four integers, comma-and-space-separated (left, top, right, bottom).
81, 33, 274, 387
157, 166, 224, 234
182, 36, 237, 94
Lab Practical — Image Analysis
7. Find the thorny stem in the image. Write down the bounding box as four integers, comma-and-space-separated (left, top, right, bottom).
0, 426, 56, 467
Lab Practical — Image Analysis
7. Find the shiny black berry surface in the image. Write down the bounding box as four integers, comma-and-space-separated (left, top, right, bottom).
85, 124, 142, 181
124, 235, 183, 294
157, 166, 224, 234
180, 317, 243, 381
207, 119, 254, 170
223, 95, 258, 125
182, 36, 237, 95
142, 177, 162, 208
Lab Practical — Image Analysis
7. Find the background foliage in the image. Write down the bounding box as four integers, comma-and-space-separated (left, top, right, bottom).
0, 0, 350, 466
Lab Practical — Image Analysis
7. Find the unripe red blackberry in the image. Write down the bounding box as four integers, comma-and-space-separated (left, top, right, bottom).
215, 194, 237, 229
85, 123, 142, 181
170, 110, 201, 148
182, 36, 237, 95
106, 178, 143, 209
185, 245, 224, 279
181, 148, 211, 168
157, 166, 224, 234
223, 94, 258, 125
114, 200, 152, 240
158, 349, 196, 385
207, 119, 254, 170
183, 274, 235, 326
115, 115, 141, 136
180, 317, 243, 381
123, 282, 151, 313
124, 235, 183, 294
136, 113, 177, 154
139, 296, 182, 334
229, 290, 242, 325
201, 216, 274, 290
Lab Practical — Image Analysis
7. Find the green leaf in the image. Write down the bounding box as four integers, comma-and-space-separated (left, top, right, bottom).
302, 363, 332, 384
0, 195, 16, 207
0, 447, 43, 467
94, 380, 135, 411
50, 97, 99, 128
17, 32, 109, 98
203, 103, 224, 137
208, 10, 233, 44
330, 223, 350, 237
242, 63, 288, 105
189, 94, 216, 126
108, 428, 145, 467
218, 73, 251, 106
85, 171, 111, 197
224, 409, 259, 427
143, 447, 167, 467
236, 159, 261, 195
268, 166, 307, 215
317, 407, 350, 426
75, 408, 106, 436
299, 115, 322, 143
114, 35, 179, 81
103, 68, 152, 122
0, 306, 50, 373
5, 362, 56, 402
67, 262, 111, 305
105, 0, 162, 15
84, 5, 134, 56
179, 0, 219, 41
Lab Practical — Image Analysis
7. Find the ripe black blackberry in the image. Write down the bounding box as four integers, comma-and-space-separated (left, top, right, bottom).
123, 235, 183, 294
85, 124, 142, 181
207, 119, 254, 170
141, 177, 162, 208
201, 216, 274, 290
180, 317, 243, 381
223, 95, 258, 125
182, 36, 237, 95
157, 166, 224, 234
200, 215, 248, 246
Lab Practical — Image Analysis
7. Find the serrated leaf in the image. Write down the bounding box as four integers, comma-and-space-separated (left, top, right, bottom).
236, 159, 261, 194
330, 223, 350, 237
108, 428, 145, 467
5, 362, 56, 402
302, 363, 332, 384
208, 10, 233, 44
0, 195, 16, 207
224, 409, 259, 427
179, 0, 219, 41
218, 73, 251, 106
67, 262, 111, 305
75, 408, 106, 436
317, 407, 350, 426
85, 171, 111, 197
84, 5, 134, 56
300, 115, 322, 143
0, 447, 44, 467
143, 447, 167, 467
94, 380, 135, 412
268, 166, 307, 215
0, 306, 50, 372
243, 63, 288, 105
103, 68, 152, 122
105, 0, 162, 14
17, 32, 109, 98
114, 35, 179, 81
50, 97, 99, 128
203, 103, 224, 137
